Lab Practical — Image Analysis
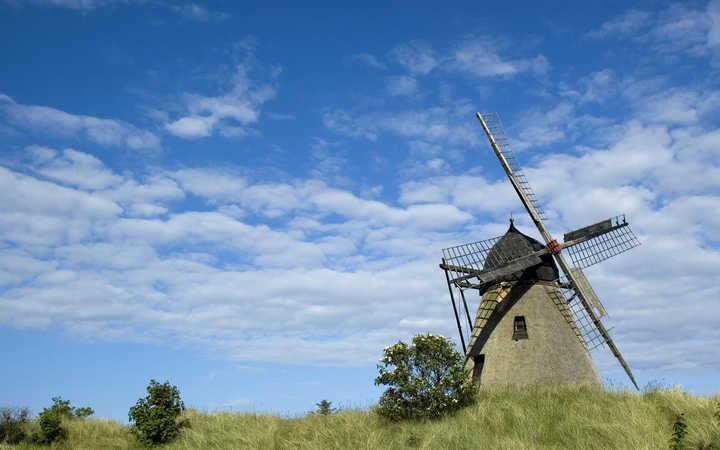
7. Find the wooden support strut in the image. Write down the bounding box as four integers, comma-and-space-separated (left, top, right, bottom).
443, 260, 467, 354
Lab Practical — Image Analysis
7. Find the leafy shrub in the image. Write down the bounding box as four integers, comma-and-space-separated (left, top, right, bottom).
74, 407, 94, 418
30, 407, 67, 445
374, 333, 475, 421
44, 396, 94, 419
26, 396, 94, 445
129, 379, 185, 445
0, 407, 29, 444
669, 412, 687, 450
314, 400, 337, 416
48, 396, 73, 418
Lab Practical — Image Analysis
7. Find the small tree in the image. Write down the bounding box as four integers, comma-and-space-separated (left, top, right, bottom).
315, 400, 337, 416
129, 379, 185, 446
31, 408, 67, 444
0, 408, 29, 444
375, 333, 475, 421
28, 396, 93, 444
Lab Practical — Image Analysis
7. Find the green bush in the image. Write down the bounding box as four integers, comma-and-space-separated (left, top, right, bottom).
31, 407, 67, 445
129, 379, 185, 446
374, 333, 475, 421
314, 400, 337, 416
26, 396, 94, 445
0, 407, 29, 444
44, 396, 94, 419
74, 407, 94, 418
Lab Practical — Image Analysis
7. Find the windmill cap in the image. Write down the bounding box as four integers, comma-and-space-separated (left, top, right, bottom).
482, 221, 559, 288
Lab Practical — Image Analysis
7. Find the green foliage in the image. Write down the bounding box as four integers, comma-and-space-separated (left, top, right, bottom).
669, 412, 687, 450
74, 407, 95, 418
374, 333, 475, 421
48, 396, 73, 418
0, 407, 29, 444
715, 400, 720, 423
25, 396, 94, 445
44, 396, 94, 419
30, 407, 67, 445
315, 400, 337, 416
129, 379, 186, 446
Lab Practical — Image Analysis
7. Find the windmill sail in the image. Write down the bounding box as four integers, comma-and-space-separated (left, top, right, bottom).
476, 112, 640, 390
563, 215, 640, 269
477, 113, 546, 220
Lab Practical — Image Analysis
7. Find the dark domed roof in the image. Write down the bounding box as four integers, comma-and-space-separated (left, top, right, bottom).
482, 220, 559, 289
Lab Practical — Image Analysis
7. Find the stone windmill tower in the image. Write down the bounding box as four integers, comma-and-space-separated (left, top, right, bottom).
440, 113, 641, 389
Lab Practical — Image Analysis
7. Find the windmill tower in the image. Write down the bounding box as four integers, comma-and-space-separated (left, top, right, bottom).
440, 112, 641, 389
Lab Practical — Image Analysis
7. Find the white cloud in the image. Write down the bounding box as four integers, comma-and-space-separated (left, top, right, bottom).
631, 87, 720, 125
164, 64, 275, 139
562, 69, 617, 104
20, 0, 122, 10
587, 10, 653, 38
512, 102, 576, 150
323, 105, 481, 147
450, 41, 549, 78
451, 42, 519, 77
29, 146, 123, 190
385, 75, 418, 96
165, 116, 215, 139
0, 166, 121, 219
171, 3, 230, 22
388, 41, 438, 76
589, 3, 720, 58
352, 53, 386, 69
0, 94, 161, 150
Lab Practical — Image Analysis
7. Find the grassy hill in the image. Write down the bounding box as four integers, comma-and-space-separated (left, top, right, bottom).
2, 385, 719, 449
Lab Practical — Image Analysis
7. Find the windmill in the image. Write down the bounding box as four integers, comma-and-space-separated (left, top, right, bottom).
440, 112, 641, 389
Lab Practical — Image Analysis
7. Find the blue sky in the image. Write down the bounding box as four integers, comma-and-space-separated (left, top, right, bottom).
1, 0, 719, 422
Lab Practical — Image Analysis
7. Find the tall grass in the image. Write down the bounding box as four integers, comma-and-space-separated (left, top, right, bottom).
2, 385, 718, 449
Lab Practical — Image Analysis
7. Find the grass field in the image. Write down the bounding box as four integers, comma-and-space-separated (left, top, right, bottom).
2, 385, 718, 449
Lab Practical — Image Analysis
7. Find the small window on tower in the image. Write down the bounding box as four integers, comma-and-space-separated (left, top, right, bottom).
513, 316, 528, 340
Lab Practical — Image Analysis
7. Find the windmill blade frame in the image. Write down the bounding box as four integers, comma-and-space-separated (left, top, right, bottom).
563, 215, 641, 269
476, 112, 640, 390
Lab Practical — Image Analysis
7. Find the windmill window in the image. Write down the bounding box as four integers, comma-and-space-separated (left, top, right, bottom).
513, 316, 528, 340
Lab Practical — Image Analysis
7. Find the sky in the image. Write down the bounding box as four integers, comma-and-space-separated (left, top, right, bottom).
1, 0, 719, 423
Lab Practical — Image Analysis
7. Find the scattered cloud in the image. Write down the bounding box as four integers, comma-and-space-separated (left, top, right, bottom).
171, 3, 230, 22
2, 104, 720, 370
385, 75, 418, 96
16, 0, 126, 10
388, 41, 438, 76
164, 64, 276, 139
588, 3, 720, 58
323, 104, 481, 147
587, 10, 653, 38
561, 69, 617, 104
28, 145, 123, 190
352, 53, 386, 69
0, 94, 161, 150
